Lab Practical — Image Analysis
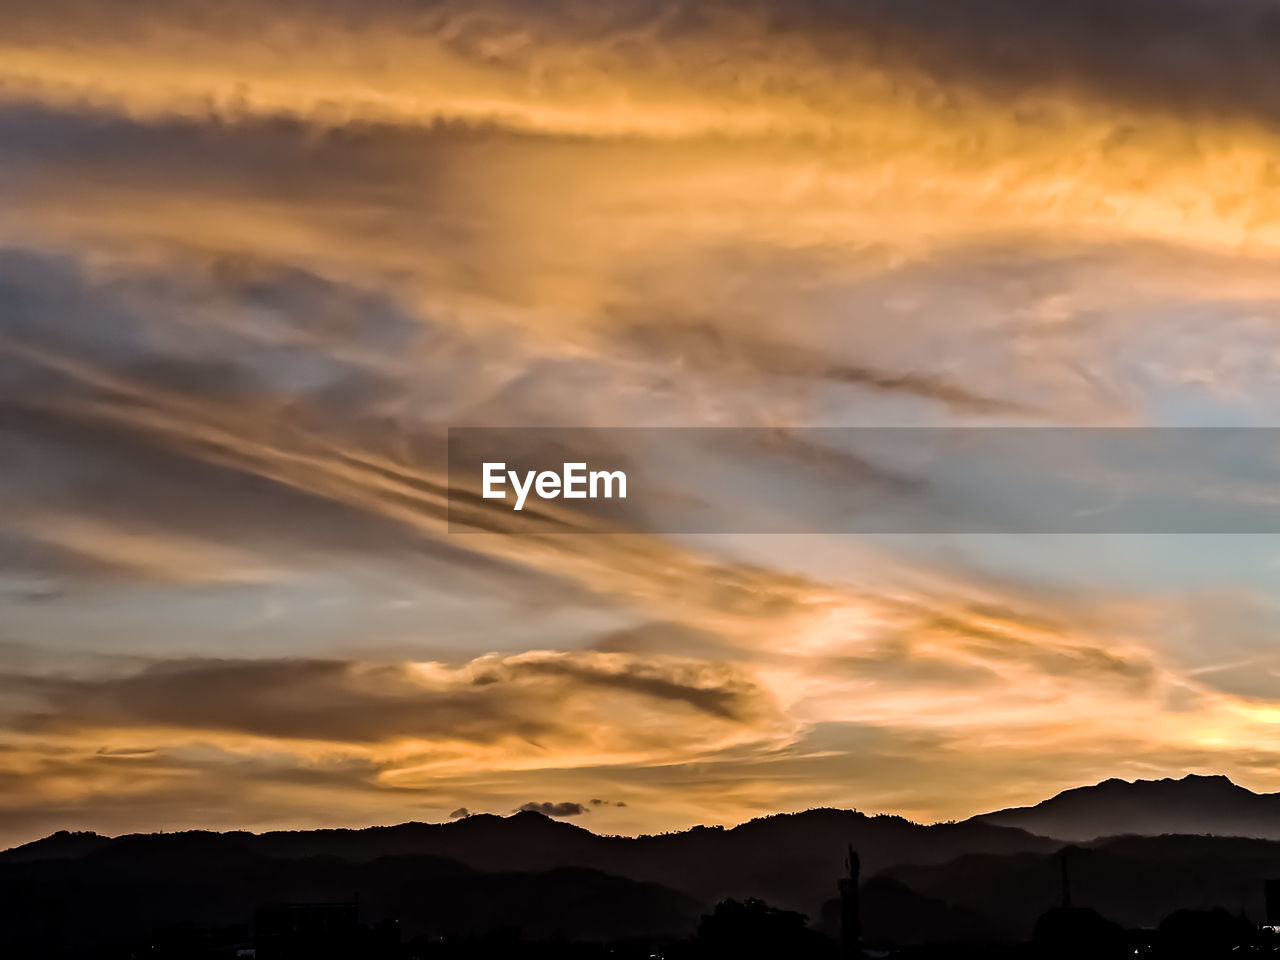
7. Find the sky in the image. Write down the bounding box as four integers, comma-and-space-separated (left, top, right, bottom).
7, 0, 1280, 846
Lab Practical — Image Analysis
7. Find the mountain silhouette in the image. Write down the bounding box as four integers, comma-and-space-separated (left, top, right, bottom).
972, 774, 1280, 841
0, 807, 1054, 926
11, 776, 1280, 952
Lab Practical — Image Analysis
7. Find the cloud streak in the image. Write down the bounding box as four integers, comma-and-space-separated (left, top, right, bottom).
0, 652, 783, 749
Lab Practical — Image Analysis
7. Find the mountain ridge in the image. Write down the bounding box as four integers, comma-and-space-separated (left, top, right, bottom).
0, 805, 1058, 923
970, 773, 1280, 842
11, 772, 1280, 863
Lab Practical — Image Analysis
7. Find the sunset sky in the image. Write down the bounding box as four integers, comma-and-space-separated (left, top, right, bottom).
7, 0, 1280, 848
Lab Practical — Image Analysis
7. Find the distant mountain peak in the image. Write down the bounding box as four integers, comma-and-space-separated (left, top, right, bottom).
0, 829, 112, 863
972, 773, 1279, 842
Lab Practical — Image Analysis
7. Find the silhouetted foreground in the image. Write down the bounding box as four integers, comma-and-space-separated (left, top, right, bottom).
13, 777, 1280, 957
16, 896, 1280, 959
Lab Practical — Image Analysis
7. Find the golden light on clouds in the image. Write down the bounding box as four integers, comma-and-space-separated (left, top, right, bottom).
4, 0, 1280, 846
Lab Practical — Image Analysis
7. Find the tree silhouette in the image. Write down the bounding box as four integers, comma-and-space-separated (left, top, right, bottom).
1032, 906, 1126, 959
692, 898, 830, 960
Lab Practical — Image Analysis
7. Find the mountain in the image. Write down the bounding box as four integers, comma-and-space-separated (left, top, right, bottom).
971, 774, 1280, 842
0, 828, 114, 862
0, 808, 1057, 924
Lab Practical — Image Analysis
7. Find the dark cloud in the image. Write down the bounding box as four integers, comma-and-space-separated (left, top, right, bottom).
767, 0, 1280, 128
922, 611, 1157, 693
8, 0, 1280, 132
449, 807, 470, 819
515, 801, 589, 818
2, 659, 547, 744
482, 0, 1280, 132
487, 657, 766, 723
614, 312, 1026, 416
0, 654, 772, 744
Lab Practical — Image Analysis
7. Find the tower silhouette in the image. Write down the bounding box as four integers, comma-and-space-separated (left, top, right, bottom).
838, 843, 861, 958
